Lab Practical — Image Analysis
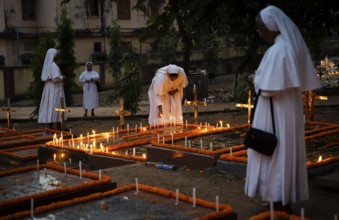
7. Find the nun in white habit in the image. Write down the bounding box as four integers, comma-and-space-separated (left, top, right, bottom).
79, 62, 99, 117
148, 64, 188, 125
38, 48, 67, 129
245, 6, 321, 208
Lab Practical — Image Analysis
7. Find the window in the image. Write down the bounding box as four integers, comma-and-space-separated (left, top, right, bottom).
87, 0, 100, 16
21, 0, 36, 20
117, 0, 131, 20
150, 0, 162, 16
94, 42, 102, 53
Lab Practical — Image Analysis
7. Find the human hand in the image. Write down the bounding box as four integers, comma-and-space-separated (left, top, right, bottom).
168, 89, 178, 96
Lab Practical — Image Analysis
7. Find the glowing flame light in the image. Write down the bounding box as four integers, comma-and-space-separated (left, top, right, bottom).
317, 156, 322, 162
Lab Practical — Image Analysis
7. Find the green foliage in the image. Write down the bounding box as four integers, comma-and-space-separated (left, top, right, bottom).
234, 73, 252, 103
56, 4, 77, 106
107, 20, 123, 77
107, 20, 142, 114
26, 32, 56, 118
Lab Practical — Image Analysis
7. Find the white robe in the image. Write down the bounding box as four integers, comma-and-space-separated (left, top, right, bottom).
148, 65, 188, 125
245, 35, 320, 205
38, 63, 67, 123
79, 70, 99, 109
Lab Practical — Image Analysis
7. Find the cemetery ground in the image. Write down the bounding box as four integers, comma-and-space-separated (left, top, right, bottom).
1, 75, 339, 219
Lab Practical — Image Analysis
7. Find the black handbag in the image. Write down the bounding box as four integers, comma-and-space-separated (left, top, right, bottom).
243, 90, 277, 156
95, 80, 103, 92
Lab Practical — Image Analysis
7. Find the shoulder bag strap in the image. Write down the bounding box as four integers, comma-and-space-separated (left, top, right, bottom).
252, 89, 276, 134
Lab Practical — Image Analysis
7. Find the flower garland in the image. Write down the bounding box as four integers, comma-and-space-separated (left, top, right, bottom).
0, 183, 234, 220
0, 144, 41, 161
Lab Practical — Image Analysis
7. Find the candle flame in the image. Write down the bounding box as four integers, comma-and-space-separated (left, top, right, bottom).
142, 153, 146, 159
61, 153, 64, 158
317, 156, 322, 162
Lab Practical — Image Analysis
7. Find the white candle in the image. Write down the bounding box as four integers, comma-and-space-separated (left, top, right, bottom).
31, 198, 34, 218
133, 148, 136, 156
334, 214, 338, 220
301, 208, 304, 220
163, 137, 165, 144
37, 159, 39, 171
53, 153, 56, 162
192, 187, 196, 207
140, 122, 142, 128
216, 195, 219, 212
127, 124, 129, 133
171, 134, 174, 145
135, 124, 137, 133
69, 158, 72, 165
230, 147, 232, 157
99, 169, 102, 180
185, 137, 187, 147
185, 120, 188, 128
135, 178, 139, 194
189, 141, 191, 148
64, 162, 67, 176
200, 139, 203, 149
220, 121, 223, 128
175, 189, 179, 205
157, 134, 160, 144
270, 199, 274, 220
210, 142, 213, 151
79, 161, 82, 180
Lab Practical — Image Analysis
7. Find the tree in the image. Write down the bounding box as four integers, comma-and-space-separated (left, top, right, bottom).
107, 20, 142, 114
56, 3, 77, 106
26, 32, 56, 118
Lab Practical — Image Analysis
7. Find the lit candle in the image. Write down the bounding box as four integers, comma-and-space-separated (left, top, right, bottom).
216, 195, 219, 212
69, 158, 72, 164
135, 178, 139, 194
99, 169, 102, 180
189, 140, 191, 148
80, 134, 83, 147
185, 120, 188, 129
79, 161, 82, 180
127, 124, 129, 134
133, 148, 136, 156
53, 153, 56, 162
106, 133, 109, 143
219, 121, 223, 128
140, 122, 142, 129
192, 187, 196, 207
87, 132, 89, 143
175, 189, 179, 205
135, 124, 138, 133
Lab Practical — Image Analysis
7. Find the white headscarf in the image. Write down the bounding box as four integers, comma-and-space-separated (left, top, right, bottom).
84, 61, 94, 72
256, 5, 320, 91
41, 48, 59, 81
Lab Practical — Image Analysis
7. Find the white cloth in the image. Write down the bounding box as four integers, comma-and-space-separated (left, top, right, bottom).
245, 6, 321, 205
148, 64, 188, 125
38, 48, 67, 123
79, 62, 99, 110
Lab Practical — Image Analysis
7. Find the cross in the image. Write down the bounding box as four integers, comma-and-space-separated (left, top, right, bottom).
113, 98, 131, 129
1, 98, 16, 129
54, 97, 70, 131
184, 84, 207, 124
303, 91, 328, 121
235, 90, 254, 124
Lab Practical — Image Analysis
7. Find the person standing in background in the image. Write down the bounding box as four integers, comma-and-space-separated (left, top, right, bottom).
148, 64, 188, 126
244, 5, 321, 211
79, 62, 99, 117
38, 48, 67, 130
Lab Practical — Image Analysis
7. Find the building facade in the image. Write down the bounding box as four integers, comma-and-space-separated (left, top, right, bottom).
0, 0, 165, 66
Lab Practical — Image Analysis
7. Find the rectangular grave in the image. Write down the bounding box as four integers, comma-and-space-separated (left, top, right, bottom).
1, 184, 237, 220
0, 144, 42, 164
0, 129, 71, 149
0, 163, 116, 217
